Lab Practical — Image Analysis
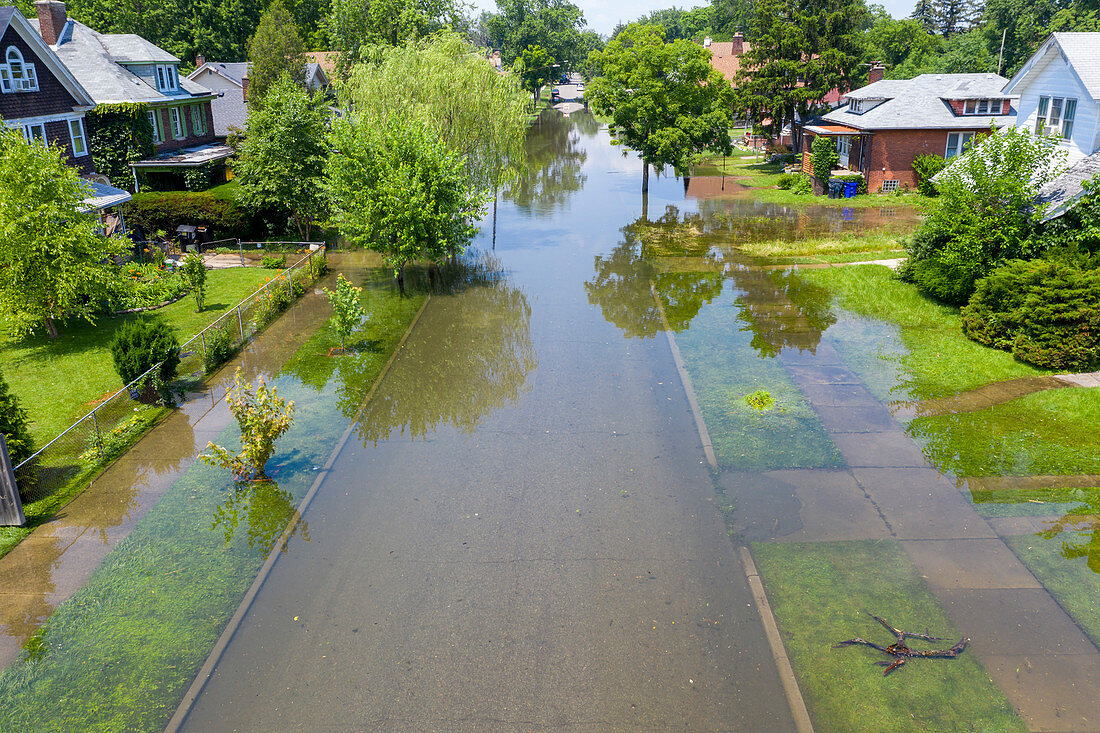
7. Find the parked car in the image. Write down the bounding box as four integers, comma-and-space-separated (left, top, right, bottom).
558, 74, 569, 84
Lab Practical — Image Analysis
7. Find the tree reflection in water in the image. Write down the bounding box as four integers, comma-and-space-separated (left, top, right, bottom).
1039, 490, 1100, 572
586, 205, 835, 356
505, 110, 588, 215
211, 479, 308, 552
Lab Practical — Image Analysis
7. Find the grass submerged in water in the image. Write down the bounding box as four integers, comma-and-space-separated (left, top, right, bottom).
0, 273, 426, 732
753, 540, 1026, 733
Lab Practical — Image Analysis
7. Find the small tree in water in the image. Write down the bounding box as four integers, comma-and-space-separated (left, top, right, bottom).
202, 367, 295, 480
323, 273, 365, 350
181, 253, 207, 311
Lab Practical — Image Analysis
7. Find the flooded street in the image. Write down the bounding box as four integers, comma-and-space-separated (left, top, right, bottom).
2, 111, 1099, 732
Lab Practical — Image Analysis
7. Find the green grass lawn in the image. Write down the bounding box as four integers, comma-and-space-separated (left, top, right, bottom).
0, 271, 427, 732
737, 232, 906, 263
797, 266, 1049, 401
753, 540, 1026, 733
205, 179, 239, 202
1, 267, 274, 446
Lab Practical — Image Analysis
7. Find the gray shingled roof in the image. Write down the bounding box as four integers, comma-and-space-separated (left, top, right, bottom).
1051, 33, 1100, 99
97, 33, 177, 64
32, 18, 212, 104
822, 73, 1015, 130
1038, 151, 1100, 221
0, 7, 15, 32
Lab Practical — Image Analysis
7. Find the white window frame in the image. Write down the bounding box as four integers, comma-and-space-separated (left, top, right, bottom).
169, 107, 184, 139
68, 118, 88, 157
21, 122, 46, 145
155, 64, 179, 93
1063, 98, 1077, 140
3, 47, 38, 93
190, 105, 206, 136
1035, 96, 1049, 135
148, 109, 162, 143
881, 179, 900, 193
0, 65, 10, 93
945, 131, 974, 159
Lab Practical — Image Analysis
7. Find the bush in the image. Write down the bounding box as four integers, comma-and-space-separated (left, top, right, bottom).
776, 173, 795, 190
912, 153, 947, 197
309, 252, 329, 279
203, 326, 235, 373
0, 369, 34, 466
790, 174, 813, 196
183, 163, 214, 192
122, 191, 250, 240
110, 320, 181, 388
115, 263, 189, 311
261, 254, 286, 269
811, 136, 838, 181
181, 253, 207, 311
200, 367, 295, 480
831, 173, 867, 195
961, 257, 1100, 370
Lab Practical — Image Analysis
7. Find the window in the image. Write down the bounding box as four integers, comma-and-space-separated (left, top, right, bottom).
148, 109, 162, 143
881, 180, 900, 193
67, 118, 88, 156
1035, 96, 1048, 134
836, 135, 851, 158
961, 98, 1002, 115
169, 107, 184, 139
190, 105, 206, 136
2, 47, 38, 92
21, 122, 46, 145
1034, 95, 1077, 139
155, 64, 179, 92
977, 99, 989, 114
1063, 98, 1077, 140
945, 131, 974, 159
964, 99, 976, 114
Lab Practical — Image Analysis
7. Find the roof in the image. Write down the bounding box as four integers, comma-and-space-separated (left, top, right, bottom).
96, 33, 177, 64
1002, 33, 1100, 101
821, 73, 1014, 131
188, 61, 248, 87
706, 40, 751, 85
78, 179, 131, 212
804, 124, 860, 135
1037, 151, 1100, 221
0, 8, 95, 108
131, 142, 233, 167
31, 18, 213, 104
305, 51, 336, 76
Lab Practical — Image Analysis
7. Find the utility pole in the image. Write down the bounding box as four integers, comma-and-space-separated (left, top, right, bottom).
998, 28, 1007, 76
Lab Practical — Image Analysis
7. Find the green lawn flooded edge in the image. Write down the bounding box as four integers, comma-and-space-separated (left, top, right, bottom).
0, 272, 425, 732
752, 540, 1026, 733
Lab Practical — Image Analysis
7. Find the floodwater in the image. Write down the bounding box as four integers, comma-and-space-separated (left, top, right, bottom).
1, 110, 1098, 731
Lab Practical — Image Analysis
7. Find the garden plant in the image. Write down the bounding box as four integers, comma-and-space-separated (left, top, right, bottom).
323, 273, 366, 350
201, 367, 295, 480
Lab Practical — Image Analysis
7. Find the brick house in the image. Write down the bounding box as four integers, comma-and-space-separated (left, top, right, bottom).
31, 0, 227, 190
801, 71, 1016, 192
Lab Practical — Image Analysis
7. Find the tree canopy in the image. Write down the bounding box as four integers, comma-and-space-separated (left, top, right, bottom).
247, 0, 306, 104
0, 128, 127, 338
586, 23, 735, 192
323, 0, 461, 75
482, 0, 591, 70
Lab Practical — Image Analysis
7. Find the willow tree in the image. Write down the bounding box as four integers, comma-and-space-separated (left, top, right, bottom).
0, 128, 127, 338
339, 30, 530, 223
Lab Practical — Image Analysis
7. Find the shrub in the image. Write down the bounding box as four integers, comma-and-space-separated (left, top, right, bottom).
115, 263, 189, 311
831, 173, 867, 195
323, 273, 365, 348
309, 252, 329, 279
200, 367, 295, 480
183, 163, 214, 192
203, 326, 234, 373
261, 254, 286, 269
961, 257, 1100, 370
0, 369, 34, 466
790, 174, 813, 196
811, 136, 838, 181
776, 173, 795, 190
912, 153, 947, 196
122, 191, 250, 240
110, 320, 181, 388
181, 253, 207, 311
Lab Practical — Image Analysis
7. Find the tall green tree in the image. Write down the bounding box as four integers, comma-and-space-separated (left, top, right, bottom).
482, 0, 589, 69
0, 128, 126, 338
328, 113, 485, 291
734, 0, 867, 137
247, 0, 306, 104
933, 0, 982, 36
235, 76, 330, 240
514, 44, 555, 106
911, 0, 938, 32
324, 0, 460, 75
587, 23, 734, 195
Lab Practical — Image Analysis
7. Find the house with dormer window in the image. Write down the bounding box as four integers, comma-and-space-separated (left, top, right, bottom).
31, 0, 229, 190
799, 72, 1016, 192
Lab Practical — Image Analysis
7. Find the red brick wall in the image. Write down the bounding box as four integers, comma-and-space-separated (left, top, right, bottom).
151, 101, 217, 153
865, 129, 986, 191
0, 27, 82, 120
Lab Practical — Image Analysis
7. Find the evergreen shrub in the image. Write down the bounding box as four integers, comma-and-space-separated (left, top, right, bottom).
110, 321, 181, 387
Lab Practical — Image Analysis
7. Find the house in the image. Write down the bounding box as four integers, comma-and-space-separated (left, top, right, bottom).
801, 71, 1016, 191
187, 58, 329, 138
30, 0, 227, 190
1002, 33, 1100, 220
0, 6, 131, 222
704, 34, 750, 87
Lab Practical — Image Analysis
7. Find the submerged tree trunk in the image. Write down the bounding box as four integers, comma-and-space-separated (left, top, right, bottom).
642, 160, 649, 193
641, 189, 649, 223
397, 263, 406, 296
492, 188, 498, 250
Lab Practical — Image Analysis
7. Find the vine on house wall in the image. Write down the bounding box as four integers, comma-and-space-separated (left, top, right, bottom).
84, 103, 155, 189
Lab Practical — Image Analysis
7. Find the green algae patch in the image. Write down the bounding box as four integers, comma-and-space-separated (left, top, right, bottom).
911, 389, 1100, 478
1006, 530, 1100, 650
752, 540, 1026, 733
798, 266, 1048, 401
674, 287, 842, 471
0, 273, 425, 732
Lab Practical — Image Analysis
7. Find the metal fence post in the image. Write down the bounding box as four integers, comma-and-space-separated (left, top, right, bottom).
200, 330, 207, 363
91, 409, 102, 448
236, 305, 245, 340
238, 238, 244, 267
287, 265, 294, 293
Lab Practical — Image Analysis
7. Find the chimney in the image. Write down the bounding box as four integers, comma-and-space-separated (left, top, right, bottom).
703, 36, 711, 47
869, 63, 885, 84
731, 32, 744, 55
195, 54, 205, 68
35, 0, 67, 46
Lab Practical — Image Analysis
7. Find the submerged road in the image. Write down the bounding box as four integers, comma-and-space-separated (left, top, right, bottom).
179, 120, 796, 731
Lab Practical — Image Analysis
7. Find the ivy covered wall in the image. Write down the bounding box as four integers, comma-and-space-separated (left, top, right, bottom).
84, 103, 155, 189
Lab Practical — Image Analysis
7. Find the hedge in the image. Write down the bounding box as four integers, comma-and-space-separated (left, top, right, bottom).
122, 191, 251, 240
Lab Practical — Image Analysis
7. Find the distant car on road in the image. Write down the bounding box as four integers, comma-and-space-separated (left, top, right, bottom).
576, 83, 585, 92
559, 74, 569, 84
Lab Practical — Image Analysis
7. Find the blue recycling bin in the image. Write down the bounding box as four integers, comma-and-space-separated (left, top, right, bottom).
843, 181, 859, 198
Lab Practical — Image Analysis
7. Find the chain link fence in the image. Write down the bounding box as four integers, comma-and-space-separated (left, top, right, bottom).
14, 248, 327, 504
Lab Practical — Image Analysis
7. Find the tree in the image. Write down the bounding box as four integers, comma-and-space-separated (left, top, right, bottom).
733, 0, 867, 138
181, 253, 207, 311
811, 136, 839, 180
324, 0, 460, 75
323, 273, 365, 349
932, 0, 982, 36
864, 15, 943, 71
235, 76, 329, 240
0, 369, 34, 466
0, 128, 127, 338
482, 0, 589, 70
514, 44, 555, 107
339, 31, 529, 198
328, 113, 485, 291
911, 0, 938, 32
201, 367, 295, 480
586, 23, 734, 196
109, 320, 181, 401
900, 125, 1065, 303
247, 0, 306, 105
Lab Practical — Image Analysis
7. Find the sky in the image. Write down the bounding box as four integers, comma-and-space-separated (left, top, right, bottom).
470, 0, 917, 37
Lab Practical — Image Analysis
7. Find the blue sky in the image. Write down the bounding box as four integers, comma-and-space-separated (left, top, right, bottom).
472, 0, 917, 37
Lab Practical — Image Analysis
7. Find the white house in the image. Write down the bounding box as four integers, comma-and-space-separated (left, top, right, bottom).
1002, 32, 1100, 219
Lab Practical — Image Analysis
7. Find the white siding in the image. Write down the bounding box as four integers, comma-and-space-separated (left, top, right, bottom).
190, 67, 245, 138
1013, 48, 1100, 164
